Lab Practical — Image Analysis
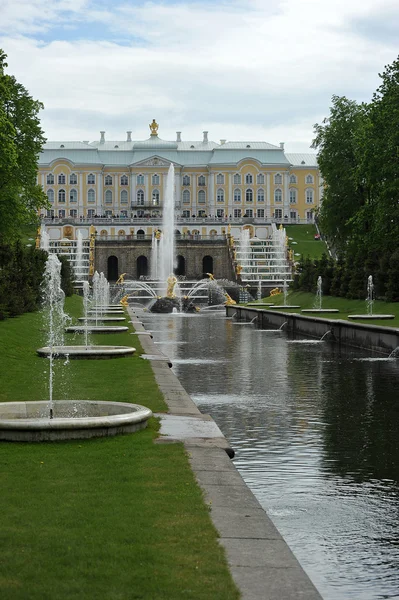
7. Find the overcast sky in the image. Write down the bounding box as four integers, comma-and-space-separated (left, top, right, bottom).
1, 0, 398, 151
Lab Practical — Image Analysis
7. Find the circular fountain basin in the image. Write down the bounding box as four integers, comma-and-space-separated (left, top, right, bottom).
347, 314, 395, 320
301, 309, 340, 313
78, 317, 126, 322
0, 400, 152, 442
37, 345, 136, 359
66, 326, 129, 334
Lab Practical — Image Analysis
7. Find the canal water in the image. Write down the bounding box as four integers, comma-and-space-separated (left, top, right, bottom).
141, 310, 399, 600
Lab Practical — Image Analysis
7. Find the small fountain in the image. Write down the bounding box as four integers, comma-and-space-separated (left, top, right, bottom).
37, 259, 135, 358
66, 281, 128, 334
348, 275, 394, 320
301, 276, 339, 314
270, 277, 300, 309
0, 254, 151, 441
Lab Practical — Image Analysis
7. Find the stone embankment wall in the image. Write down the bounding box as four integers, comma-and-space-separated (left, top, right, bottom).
226, 306, 399, 355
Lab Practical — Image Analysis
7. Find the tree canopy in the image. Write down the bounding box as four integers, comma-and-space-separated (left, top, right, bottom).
0, 49, 47, 241
312, 56, 399, 256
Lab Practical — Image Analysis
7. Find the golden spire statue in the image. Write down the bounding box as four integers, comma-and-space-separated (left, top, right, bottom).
149, 119, 159, 136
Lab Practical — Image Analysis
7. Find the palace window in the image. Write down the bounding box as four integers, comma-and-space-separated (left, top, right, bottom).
198, 189, 206, 203
58, 209, 66, 218
58, 189, 66, 203
257, 189, 265, 203
257, 208, 265, 218
274, 208, 282, 219
216, 173, 224, 185
120, 210, 128, 218
257, 173, 265, 185
216, 188, 224, 203
244, 209, 253, 217
290, 210, 297, 220
274, 173, 282, 184
234, 189, 241, 203
58, 173, 66, 185
87, 173, 95, 185
120, 175, 128, 186
137, 189, 144, 205
69, 209, 77, 218
245, 173, 253, 184
289, 188, 297, 204
245, 189, 253, 203
47, 174, 54, 185
87, 209, 95, 218
88, 189, 95, 203
198, 175, 206, 186
105, 175, 113, 186
182, 210, 190, 218
198, 210, 206, 217
137, 174, 144, 185
306, 211, 314, 221
152, 190, 160, 205
289, 174, 297, 184
216, 209, 224, 217
233, 173, 241, 184
104, 212, 112, 219
46, 209, 54, 218
152, 174, 160, 185
120, 190, 128, 204
105, 190, 113, 204
306, 174, 314, 184
306, 188, 314, 203
182, 190, 190, 204
274, 188, 282, 203
182, 175, 190, 186
69, 173, 77, 185
234, 208, 241, 218
47, 189, 54, 203
70, 189, 77, 202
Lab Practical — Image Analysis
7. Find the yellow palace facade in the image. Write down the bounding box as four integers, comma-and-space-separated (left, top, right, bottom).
38, 121, 321, 241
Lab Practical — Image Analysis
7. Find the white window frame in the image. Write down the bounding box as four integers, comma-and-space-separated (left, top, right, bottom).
233, 173, 241, 185
198, 190, 206, 203
69, 173, 77, 185
289, 174, 297, 184
87, 188, 95, 203
256, 173, 265, 185
137, 189, 144, 205
274, 208, 282, 219
58, 189, 66, 203
69, 189, 77, 203
182, 175, 191, 186
289, 188, 297, 204
257, 189, 264, 203
87, 173, 95, 185
105, 175, 113, 186
274, 173, 282, 185
274, 188, 282, 203
234, 208, 241, 218
245, 188, 253, 203
120, 190, 128, 204
152, 174, 160, 185
47, 189, 54, 203
216, 208, 224, 217
216, 188, 224, 203
47, 174, 54, 185
105, 189, 113, 204
198, 175, 206, 186
182, 189, 190, 204
234, 188, 241, 203
257, 208, 265, 218
216, 173, 224, 185
244, 208, 253, 217
306, 188, 314, 204
245, 173, 253, 185
137, 174, 144, 185
305, 174, 314, 184
58, 173, 66, 185
120, 174, 128, 186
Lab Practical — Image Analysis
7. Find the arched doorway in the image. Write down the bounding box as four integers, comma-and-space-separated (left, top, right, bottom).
137, 255, 148, 278
202, 255, 213, 277
137, 229, 145, 240
175, 255, 186, 276
107, 255, 118, 281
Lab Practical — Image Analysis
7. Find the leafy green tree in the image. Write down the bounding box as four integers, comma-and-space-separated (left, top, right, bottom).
0, 50, 47, 242
386, 249, 399, 302
312, 96, 369, 253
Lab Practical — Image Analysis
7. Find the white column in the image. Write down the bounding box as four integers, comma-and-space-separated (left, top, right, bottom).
78, 172, 83, 216
130, 172, 136, 211
208, 172, 214, 216
284, 172, 289, 218
98, 171, 103, 215
145, 174, 149, 203
266, 173, 271, 218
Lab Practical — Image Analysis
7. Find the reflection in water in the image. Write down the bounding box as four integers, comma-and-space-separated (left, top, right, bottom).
140, 312, 399, 600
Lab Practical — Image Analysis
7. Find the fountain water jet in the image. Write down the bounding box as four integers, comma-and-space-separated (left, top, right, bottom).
301, 276, 339, 314
348, 275, 394, 320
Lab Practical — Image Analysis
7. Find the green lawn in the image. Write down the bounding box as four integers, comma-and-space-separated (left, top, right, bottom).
0, 298, 240, 600
285, 224, 329, 260
262, 290, 399, 327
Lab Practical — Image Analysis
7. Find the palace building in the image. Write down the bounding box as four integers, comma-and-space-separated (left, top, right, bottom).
37, 121, 321, 284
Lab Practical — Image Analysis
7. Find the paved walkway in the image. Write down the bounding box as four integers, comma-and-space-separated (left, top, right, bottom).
128, 307, 323, 600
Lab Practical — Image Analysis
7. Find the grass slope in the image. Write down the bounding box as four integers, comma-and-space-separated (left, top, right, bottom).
0, 297, 240, 600
285, 224, 328, 260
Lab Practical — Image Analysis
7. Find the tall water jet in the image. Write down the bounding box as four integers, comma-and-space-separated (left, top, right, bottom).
160, 163, 176, 289
257, 281, 262, 302
283, 277, 288, 305
367, 275, 374, 316
82, 281, 91, 348
314, 276, 322, 310
42, 254, 69, 419
74, 231, 84, 281
40, 228, 50, 251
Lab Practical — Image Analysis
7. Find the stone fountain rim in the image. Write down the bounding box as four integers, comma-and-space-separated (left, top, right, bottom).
0, 400, 152, 430
36, 345, 136, 357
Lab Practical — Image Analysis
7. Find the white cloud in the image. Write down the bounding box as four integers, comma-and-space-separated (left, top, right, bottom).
1, 0, 398, 150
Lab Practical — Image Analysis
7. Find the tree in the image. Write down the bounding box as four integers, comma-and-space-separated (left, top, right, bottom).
0, 50, 47, 241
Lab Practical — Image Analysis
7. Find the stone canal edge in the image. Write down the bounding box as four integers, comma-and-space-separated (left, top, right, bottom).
128, 306, 323, 600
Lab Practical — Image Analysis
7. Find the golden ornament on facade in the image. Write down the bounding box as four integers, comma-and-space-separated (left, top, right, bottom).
149, 119, 159, 136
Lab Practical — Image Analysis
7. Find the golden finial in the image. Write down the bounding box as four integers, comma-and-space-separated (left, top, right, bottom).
149, 119, 159, 136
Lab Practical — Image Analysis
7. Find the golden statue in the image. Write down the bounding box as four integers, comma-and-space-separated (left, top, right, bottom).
224, 293, 236, 306
236, 264, 242, 275
155, 229, 162, 240
116, 273, 126, 284
227, 223, 231, 235
206, 273, 215, 281
288, 249, 293, 261
120, 295, 129, 306
149, 119, 159, 136
270, 287, 281, 297
166, 274, 177, 298
35, 227, 41, 249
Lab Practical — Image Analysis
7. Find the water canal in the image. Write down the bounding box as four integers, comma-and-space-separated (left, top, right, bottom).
141, 310, 399, 600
